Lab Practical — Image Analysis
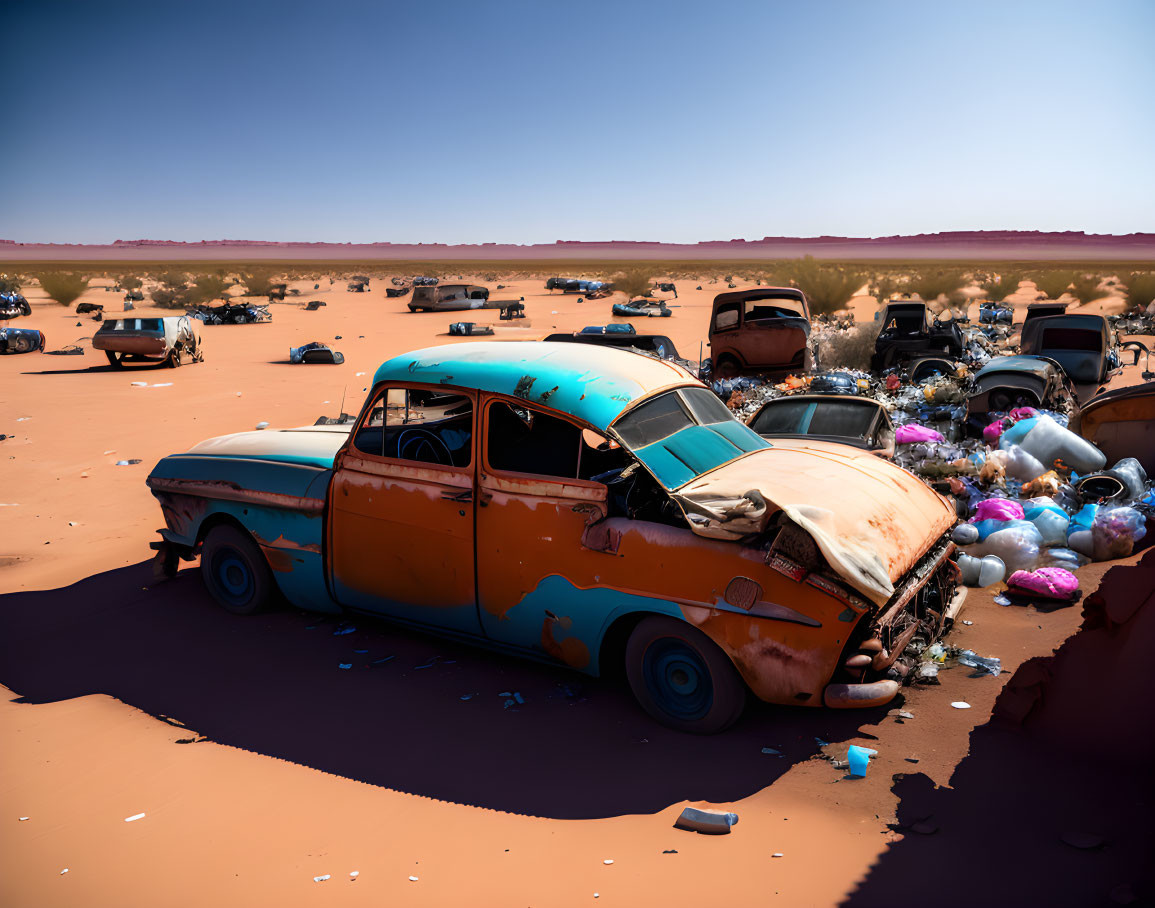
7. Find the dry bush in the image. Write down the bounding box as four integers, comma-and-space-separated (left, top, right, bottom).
907, 269, 963, 306
0, 273, 21, 294
613, 269, 654, 299
158, 270, 189, 290
150, 288, 185, 308
1069, 274, 1103, 305
779, 256, 864, 316
869, 273, 903, 304
118, 274, 143, 290
185, 274, 229, 305
979, 271, 1023, 302
815, 321, 881, 371
1032, 270, 1075, 300
1124, 272, 1155, 309
38, 272, 90, 307
242, 270, 273, 296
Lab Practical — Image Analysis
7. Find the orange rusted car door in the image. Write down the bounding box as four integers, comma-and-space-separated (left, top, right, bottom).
328, 385, 481, 635
475, 396, 610, 667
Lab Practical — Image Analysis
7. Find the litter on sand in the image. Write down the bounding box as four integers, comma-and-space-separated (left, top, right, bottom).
951, 701, 972, 709
314, 874, 331, 883
761, 747, 782, 755
603, 859, 614, 865
846, 745, 877, 777
674, 807, 739, 835
409, 875, 419, 882
338, 663, 352, 670
124, 813, 146, 822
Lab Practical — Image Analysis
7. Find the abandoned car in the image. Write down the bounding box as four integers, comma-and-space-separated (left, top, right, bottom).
546, 277, 610, 297
186, 302, 272, 325
708, 288, 813, 379
747, 395, 895, 456
0, 326, 46, 354
544, 326, 683, 362
147, 342, 959, 733
964, 356, 1076, 437
408, 284, 521, 314
94, 316, 204, 368
1079, 377, 1155, 476
1019, 312, 1122, 398
612, 299, 671, 318
0, 292, 32, 319
871, 300, 964, 373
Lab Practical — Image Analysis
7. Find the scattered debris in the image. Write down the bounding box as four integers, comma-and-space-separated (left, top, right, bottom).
289, 342, 344, 364
314, 874, 331, 882
950, 701, 972, 709
124, 813, 146, 822
674, 807, 739, 835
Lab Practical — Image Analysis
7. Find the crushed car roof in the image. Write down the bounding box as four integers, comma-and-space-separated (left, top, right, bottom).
374, 341, 698, 431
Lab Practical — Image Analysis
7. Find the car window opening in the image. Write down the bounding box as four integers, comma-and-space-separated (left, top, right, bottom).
353, 388, 473, 467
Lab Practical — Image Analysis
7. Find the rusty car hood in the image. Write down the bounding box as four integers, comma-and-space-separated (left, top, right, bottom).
185, 424, 351, 469
670, 439, 956, 606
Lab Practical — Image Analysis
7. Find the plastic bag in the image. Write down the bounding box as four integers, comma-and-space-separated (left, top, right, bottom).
972, 521, 1043, 574
1037, 547, 1090, 571
1091, 506, 1148, 561
1002, 415, 1107, 474
1006, 567, 1079, 600
896, 424, 945, 444
1031, 509, 1071, 547
973, 499, 1025, 522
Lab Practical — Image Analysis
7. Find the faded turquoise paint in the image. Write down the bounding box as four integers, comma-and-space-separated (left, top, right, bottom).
373, 341, 695, 431
187, 451, 338, 469
165, 496, 338, 614
149, 455, 329, 499
633, 422, 769, 489
492, 574, 685, 675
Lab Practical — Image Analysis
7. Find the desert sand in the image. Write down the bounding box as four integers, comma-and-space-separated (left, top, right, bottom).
2, 274, 1151, 907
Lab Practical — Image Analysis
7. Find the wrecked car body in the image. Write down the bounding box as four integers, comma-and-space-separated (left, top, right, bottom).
1019, 313, 1122, 398
0, 326, 46, 354
1079, 381, 1155, 476
187, 302, 272, 325
871, 300, 964, 373
708, 288, 813, 379
612, 299, 671, 318
546, 277, 611, 297
93, 316, 204, 368
147, 342, 958, 732
0, 292, 32, 319
408, 284, 521, 314
747, 395, 895, 456
544, 326, 682, 362
289, 342, 345, 364
965, 356, 1076, 436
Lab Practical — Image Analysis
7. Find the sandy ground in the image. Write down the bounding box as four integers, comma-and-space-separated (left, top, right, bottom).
1, 274, 1150, 906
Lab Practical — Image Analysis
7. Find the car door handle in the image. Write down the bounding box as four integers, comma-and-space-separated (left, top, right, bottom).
441, 489, 473, 503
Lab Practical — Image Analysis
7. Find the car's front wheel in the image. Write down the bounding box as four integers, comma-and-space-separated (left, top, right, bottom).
625, 616, 747, 734
201, 524, 276, 615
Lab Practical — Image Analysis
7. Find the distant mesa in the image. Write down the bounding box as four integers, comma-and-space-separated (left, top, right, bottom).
1, 231, 1153, 261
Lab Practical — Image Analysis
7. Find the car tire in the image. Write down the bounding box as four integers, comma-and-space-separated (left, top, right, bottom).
201, 524, 276, 616
714, 355, 740, 379
625, 615, 747, 734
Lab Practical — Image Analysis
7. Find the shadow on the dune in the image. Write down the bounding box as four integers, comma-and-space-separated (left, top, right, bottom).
843, 549, 1155, 907
0, 560, 883, 820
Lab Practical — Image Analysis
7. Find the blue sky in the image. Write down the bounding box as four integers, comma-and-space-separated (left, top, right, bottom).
2, 0, 1152, 243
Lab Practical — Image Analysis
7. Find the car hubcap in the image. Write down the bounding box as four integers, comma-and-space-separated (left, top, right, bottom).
214, 549, 253, 605
644, 638, 712, 720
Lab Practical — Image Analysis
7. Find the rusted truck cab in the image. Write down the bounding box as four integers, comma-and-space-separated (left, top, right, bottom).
147, 343, 958, 733
708, 288, 813, 378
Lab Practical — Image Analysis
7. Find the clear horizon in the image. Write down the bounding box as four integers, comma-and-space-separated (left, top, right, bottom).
3, 0, 1152, 245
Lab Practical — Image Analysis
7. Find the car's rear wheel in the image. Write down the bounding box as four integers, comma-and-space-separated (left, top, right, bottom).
714, 355, 740, 379
201, 525, 276, 615
625, 615, 747, 734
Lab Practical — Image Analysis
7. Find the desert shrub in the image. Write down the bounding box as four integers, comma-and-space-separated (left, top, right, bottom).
185, 274, 229, 305
158, 270, 189, 290
480, 272, 498, 283
242, 270, 273, 296
869, 273, 902, 304
979, 271, 1023, 301
38, 272, 90, 307
119, 274, 143, 291
907, 269, 963, 306
815, 321, 881, 371
779, 256, 864, 316
0, 274, 22, 294
1031, 270, 1075, 300
150, 288, 185, 308
613, 269, 654, 299
1069, 274, 1103, 305
1124, 272, 1155, 309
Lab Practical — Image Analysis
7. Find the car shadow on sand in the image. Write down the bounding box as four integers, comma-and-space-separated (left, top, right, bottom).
0, 560, 891, 820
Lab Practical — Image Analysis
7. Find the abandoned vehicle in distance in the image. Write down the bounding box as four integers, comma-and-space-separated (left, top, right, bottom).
147, 342, 959, 733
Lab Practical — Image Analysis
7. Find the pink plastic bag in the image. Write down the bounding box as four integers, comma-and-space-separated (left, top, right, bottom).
982, 418, 1008, 446
1006, 567, 1079, 600
972, 499, 1025, 522
1008, 407, 1039, 422
895, 424, 945, 444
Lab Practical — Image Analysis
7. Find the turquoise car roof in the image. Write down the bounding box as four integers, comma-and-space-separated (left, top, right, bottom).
373, 341, 699, 431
